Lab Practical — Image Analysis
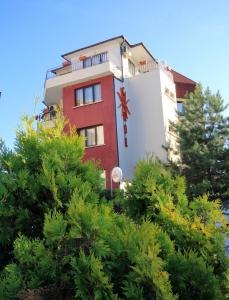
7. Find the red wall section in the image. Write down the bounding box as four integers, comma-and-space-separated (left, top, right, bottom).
175, 83, 195, 98
63, 75, 118, 188
171, 69, 196, 99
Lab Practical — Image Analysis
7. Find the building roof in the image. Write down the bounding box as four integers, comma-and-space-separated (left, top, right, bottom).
62, 35, 157, 63
171, 69, 196, 85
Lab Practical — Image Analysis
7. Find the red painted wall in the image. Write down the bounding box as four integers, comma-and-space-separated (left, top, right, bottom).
171, 69, 196, 99
63, 75, 118, 188
175, 83, 195, 98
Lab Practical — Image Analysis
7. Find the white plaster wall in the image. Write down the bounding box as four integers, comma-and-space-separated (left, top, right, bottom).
67, 41, 122, 76
115, 69, 169, 180
159, 71, 179, 161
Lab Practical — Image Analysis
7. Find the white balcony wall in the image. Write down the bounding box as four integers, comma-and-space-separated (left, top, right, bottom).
65, 40, 122, 75
115, 68, 170, 180
45, 61, 121, 105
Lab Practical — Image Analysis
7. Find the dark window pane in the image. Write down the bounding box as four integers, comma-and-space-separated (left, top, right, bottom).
101, 52, 107, 62
83, 57, 91, 68
92, 54, 101, 65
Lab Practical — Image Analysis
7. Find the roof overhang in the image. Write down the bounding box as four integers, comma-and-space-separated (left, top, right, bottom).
61, 35, 157, 63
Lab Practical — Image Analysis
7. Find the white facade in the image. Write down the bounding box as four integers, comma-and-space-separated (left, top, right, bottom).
115, 65, 177, 180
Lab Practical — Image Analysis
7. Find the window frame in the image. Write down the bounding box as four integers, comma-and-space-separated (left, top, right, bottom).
78, 125, 104, 148
82, 52, 108, 69
74, 83, 102, 107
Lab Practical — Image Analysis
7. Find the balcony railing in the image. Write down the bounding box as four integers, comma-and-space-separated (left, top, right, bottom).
46, 52, 109, 80
138, 61, 173, 80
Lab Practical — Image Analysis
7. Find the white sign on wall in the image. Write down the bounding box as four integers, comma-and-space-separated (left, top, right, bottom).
111, 167, 123, 183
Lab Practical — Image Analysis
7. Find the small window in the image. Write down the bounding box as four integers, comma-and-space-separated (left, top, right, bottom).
87, 127, 96, 146
92, 54, 101, 65
84, 86, 93, 104
177, 102, 184, 113
100, 52, 107, 63
75, 83, 101, 106
128, 59, 135, 76
83, 57, 92, 68
76, 89, 84, 106
79, 125, 104, 147
91, 52, 108, 65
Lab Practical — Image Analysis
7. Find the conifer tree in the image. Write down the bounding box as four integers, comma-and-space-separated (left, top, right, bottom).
173, 84, 229, 201
0, 112, 228, 299
0, 111, 103, 269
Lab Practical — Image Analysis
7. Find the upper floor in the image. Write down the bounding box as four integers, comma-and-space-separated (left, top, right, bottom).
44, 36, 174, 106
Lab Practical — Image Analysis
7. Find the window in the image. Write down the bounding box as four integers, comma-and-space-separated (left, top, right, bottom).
79, 125, 104, 147
75, 83, 101, 106
83, 52, 108, 68
177, 102, 184, 113
83, 57, 92, 68
128, 59, 135, 76
91, 52, 108, 66
84, 86, 93, 104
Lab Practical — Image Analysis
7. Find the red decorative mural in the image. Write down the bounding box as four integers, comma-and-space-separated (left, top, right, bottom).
117, 87, 130, 147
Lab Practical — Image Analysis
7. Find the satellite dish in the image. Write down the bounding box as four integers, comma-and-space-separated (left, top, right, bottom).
111, 167, 123, 183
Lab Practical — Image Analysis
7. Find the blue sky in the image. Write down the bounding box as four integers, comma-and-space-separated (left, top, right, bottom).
0, 0, 228, 148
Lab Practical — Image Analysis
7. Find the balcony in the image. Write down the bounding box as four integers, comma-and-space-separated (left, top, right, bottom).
44, 52, 122, 105
36, 106, 57, 129
137, 61, 173, 81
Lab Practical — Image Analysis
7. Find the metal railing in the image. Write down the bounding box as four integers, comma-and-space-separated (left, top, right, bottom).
138, 61, 173, 81
46, 52, 109, 80
138, 61, 158, 73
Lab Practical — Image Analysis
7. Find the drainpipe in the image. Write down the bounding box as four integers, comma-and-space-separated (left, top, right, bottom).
120, 38, 125, 82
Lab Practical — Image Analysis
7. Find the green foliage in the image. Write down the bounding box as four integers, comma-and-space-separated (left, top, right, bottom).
71, 251, 118, 300
172, 84, 229, 201
0, 110, 228, 299
2, 187, 176, 299
0, 112, 103, 268
13, 235, 57, 289
125, 159, 188, 222
167, 251, 223, 300
122, 159, 229, 299
0, 264, 22, 300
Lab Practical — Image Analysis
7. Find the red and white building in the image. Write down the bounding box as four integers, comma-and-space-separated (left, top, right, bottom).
43, 36, 195, 188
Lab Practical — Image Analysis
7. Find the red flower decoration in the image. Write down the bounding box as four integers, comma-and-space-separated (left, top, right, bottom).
117, 87, 130, 122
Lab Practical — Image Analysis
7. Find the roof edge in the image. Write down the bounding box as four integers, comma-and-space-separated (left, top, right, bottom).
61, 35, 157, 63
62, 35, 125, 59
172, 69, 196, 84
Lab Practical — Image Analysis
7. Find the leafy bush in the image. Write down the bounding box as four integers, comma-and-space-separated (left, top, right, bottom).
122, 159, 229, 299
0, 114, 228, 299
0, 113, 103, 269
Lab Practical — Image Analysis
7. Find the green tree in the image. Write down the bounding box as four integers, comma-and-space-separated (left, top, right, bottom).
122, 159, 229, 300
0, 113, 228, 299
172, 84, 229, 201
0, 112, 103, 269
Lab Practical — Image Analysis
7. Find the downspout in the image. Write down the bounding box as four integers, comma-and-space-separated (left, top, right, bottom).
120, 38, 125, 82
112, 76, 120, 167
